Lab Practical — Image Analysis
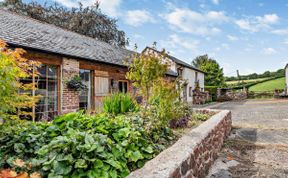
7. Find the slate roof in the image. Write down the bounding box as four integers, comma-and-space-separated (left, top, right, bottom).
0, 9, 134, 66
144, 47, 206, 74
166, 69, 178, 77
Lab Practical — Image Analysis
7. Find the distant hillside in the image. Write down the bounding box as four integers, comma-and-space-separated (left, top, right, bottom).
249, 77, 285, 92
226, 78, 270, 85
225, 69, 285, 81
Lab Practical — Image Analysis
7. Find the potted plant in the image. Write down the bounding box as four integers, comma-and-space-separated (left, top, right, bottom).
66, 75, 88, 91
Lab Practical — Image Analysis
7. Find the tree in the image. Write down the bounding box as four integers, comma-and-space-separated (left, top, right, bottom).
0, 40, 39, 120
126, 50, 169, 110
192, 54, 224, 87
1, 0, 128, 47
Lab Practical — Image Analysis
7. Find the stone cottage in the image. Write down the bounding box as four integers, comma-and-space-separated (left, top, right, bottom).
0, 9, 205, 121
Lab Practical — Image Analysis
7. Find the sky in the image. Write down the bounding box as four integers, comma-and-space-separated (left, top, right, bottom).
21, 0, 288, 76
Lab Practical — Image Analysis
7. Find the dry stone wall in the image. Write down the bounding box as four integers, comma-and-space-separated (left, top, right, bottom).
127, 110, 232, 178
217, 89, 248, 101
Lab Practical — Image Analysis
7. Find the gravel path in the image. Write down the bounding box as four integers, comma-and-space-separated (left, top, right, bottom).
205, 99, 288, 178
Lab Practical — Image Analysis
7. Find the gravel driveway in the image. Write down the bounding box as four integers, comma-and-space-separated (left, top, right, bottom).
206, 99, 288, 178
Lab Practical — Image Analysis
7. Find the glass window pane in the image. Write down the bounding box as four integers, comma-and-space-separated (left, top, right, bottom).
48, 66, 57, 79
124, 82, 128, 93
38, 64, 46, 78
36, 65, 58, 121
19, 64, 59, 121
119, 82, 123, 92
79, 69, 91, 110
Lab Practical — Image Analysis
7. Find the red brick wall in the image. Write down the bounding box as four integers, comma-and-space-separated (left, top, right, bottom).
61, 58, 80, 114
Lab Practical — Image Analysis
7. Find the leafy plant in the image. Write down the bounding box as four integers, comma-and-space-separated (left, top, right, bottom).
169, 103, 192, 129
192, 110, 216, 121
0, 112, 174, 177
126, 49, 169, 110
0, 40, 40, 120
193, 112, 210, 121
66, 75, 87, 91
192, 54, 224, 87
103, 93, 137, 115
146, 79, 180, 128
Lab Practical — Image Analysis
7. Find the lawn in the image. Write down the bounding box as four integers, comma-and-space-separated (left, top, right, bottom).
249, 77, 285, 92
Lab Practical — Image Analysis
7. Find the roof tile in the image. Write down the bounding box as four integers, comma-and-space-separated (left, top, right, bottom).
0, 9, 133, 66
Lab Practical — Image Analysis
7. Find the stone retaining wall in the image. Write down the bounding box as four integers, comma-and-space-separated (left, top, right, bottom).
193, 91, 210, 105
127, 110, 232, 178
217, 89, 248, 101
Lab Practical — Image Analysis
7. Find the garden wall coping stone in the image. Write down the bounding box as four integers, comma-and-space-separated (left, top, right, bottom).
127, 109, 232, 178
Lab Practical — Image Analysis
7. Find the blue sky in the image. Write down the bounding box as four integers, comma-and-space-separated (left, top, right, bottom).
23, 0, 288, 76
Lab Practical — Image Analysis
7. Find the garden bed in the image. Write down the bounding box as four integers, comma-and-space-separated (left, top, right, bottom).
0, 109, 220, 178
127, 109, 232, 178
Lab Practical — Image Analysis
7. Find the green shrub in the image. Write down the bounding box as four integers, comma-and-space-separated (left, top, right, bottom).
192, 110, 216, 121
193, 112, 210, 121
205, 86, 218, 101
145, 79, 180, 128
103, 93, 137, 115
0, 112, 174, 178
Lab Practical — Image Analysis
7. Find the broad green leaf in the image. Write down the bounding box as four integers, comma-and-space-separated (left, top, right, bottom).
105, 159, 121, 169
129, 151, 144, 162
75, 159, 88, 169
93, 159, 104, 169
142, 146, 154, 154
53, 161, 72, 175
109, 169, 117, 178
14, 143, 25, 153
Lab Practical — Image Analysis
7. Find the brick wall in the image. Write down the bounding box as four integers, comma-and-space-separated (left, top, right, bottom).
61, 58, 80, 114
127, 109, 232, 178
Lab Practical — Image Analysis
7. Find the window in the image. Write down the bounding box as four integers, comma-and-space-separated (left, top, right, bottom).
118, 80, 128, 93
195, 72, 198, 81
79, 69, 92, 110
183, 84, 188, 101
189, 87, 193, 97
177, 68, 183, 77
21, 64, 59, 121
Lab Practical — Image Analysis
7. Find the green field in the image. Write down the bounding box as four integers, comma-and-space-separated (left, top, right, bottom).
249, 77, 286, 92
226, 77, 271, 85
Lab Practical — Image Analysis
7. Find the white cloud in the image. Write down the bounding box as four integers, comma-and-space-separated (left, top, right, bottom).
163, 9, 228, 35
160, 34, 199, 52
271, 29, 288, 35
235, 14, 279, 32
227, 35, 239, 41
212, 0, 220, 5
283, 40, 288, 44
54, 0, 78, 8
260, 14, 279, 24
124, 10, 154, 27
54, 0, 121, 17
263, 47, 277, 55
98, 0, 122, 17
